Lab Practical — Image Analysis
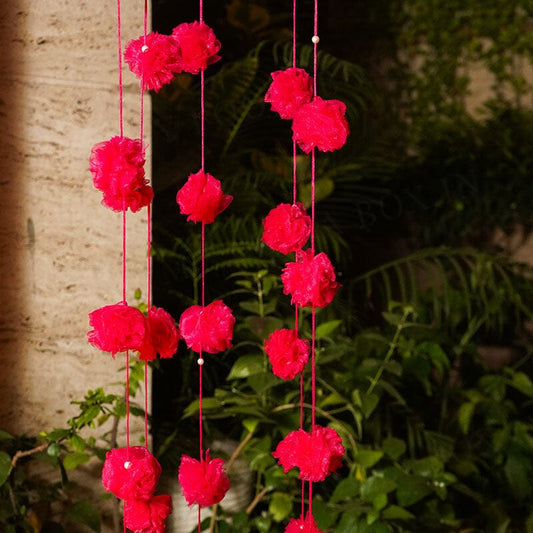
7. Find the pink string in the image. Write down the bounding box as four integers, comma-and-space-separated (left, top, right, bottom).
293, 0, 297, 68
117, 0, 124, 137
201, 71, 206, 171
122, 204, 127, 303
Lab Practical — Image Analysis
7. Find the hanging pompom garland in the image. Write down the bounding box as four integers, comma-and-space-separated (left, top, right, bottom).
262, 1, 347, 528
178, 450, 230, 507
176, 169, 233, 224
124, 32, 182, 92
89, 136, 153, 212
261, 202, 311, 254
102, 446, 162, 501
138, 306, 180, 361
171, 21, 221, 74
264, 67, 313, 120
179, 300, 235, 354
123, 495, 173, 533
281, 250, 341, 308
272, 426, 344, 482
264, 328, 310, 380
284, 513, 323, 533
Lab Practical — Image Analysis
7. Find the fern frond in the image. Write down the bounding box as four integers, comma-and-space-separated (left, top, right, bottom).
352, 247, 533, 332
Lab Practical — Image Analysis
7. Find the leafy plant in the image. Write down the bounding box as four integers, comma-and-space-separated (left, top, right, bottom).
0, 362, 146, 533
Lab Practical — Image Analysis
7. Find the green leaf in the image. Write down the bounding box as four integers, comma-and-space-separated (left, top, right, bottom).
66, 501, 101, 532
361, 392, 380, 418
47, 443, 62, 457
0, 451, 12, 487
404, 456, 443, 479
334, 512, 359, 533
330, 476, 360, 503
63, 452, 91, 470
269, 492, 293, 522
242, 418, 259, 434
183, 397, 221, 418
458, 402, 475, 434
0, 430, 14, 441
396, 476, 432, 507
381, 505, 415, 520
228, 354, 265, 379
360, 476, 397, 502
382, 312, 403, 326
382, 437, 406, 460
373, 493, 388, 511
313, 496, 338, 529
315, 320, 342, 339
300, 177, 335, 208
68, 434, 86, 453
509, 371, 533, 398
355, 450, 383, 468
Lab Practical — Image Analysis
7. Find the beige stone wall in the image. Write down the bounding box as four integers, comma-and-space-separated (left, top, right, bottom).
0, 1, 151, 436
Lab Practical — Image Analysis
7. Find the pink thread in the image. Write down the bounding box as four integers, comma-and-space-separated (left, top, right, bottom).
144, 360, 149, 447
126, 351, 130, 449
122, 202, 127, 302
293, 0, 297, 69
201, 71, 205, 171
117, 0, 124, 137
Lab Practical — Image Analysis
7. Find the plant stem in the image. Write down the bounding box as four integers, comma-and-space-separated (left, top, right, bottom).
11, 442, 48, 467
246, 487, 268, 514
367, 309, 410, 395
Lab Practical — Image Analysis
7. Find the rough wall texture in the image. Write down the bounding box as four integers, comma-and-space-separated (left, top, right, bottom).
0, 1, 150, 437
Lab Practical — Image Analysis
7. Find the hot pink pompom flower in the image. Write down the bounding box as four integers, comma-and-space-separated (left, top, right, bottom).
273, 426, 344, 482
264, 67, 313, 120
102, 446, 162, 501
172, 21, 221, 74
89, 136, 153, 212
261, 203, 311, 254
88, 302, 146, 356
292, 96, 349, 153
124, 494, 173, 533
178, 450, 230, 507
285, 513, 323, 533
281, 250, 340, 308
124, 32, 182, 92
176, 169, 233, 224
264, 329, 310, 380
138, 306, 180, 361
179, 300, 235, 354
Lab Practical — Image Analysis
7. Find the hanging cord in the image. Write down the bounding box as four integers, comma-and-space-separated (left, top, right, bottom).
140, 0, 150, 453
308, 0, 319, 519
198, 3, 206, 531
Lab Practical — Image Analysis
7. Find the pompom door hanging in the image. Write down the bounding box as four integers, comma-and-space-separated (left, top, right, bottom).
262, 0, 349, 530
87, 0, 349, 530
87, 0, 228, 530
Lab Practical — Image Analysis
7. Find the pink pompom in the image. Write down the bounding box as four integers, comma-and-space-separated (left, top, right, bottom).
124, 32, 182, 92
89, 136, 153, 212
179, 300, 235, 354
176, 169, 233, 224
264, 329, 310, 380
88, 302, 146, 356
272, 426, 344, 482
264, 68, 313, 120
172, 21, 221, 74
285, 513, 323, 533
178, 450, 230, 507
281, 250, 340, 308
124, 494, 172, 533
102, 446, 162, 500
292, 96, 349, 153
138, 306, 180, 361
261, 203, 311, 254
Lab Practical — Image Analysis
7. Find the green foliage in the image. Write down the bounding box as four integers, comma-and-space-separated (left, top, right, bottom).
0, 362, 146, 532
